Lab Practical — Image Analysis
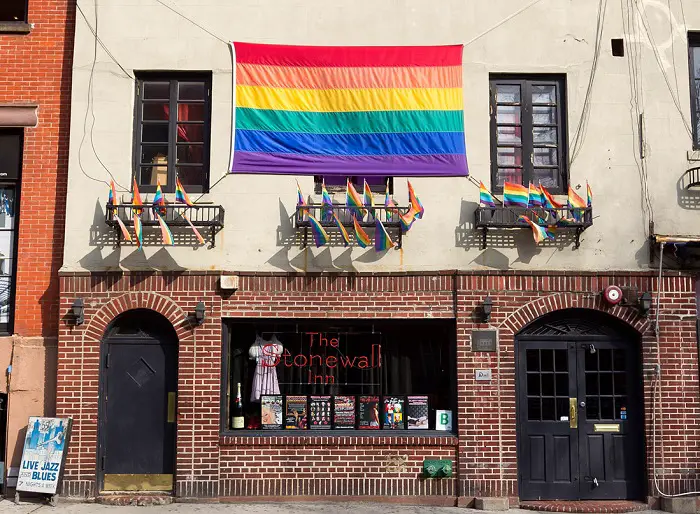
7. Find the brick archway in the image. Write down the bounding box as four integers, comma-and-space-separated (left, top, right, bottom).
498, 292, 651, 337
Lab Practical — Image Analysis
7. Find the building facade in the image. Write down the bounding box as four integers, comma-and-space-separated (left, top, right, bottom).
58, 0, 700, 507
0, 0, 74, 486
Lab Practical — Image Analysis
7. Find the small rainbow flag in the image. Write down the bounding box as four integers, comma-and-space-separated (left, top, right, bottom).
114, 215, 132, 242
586, 181, 593, 208
556, 216, 578, 226
375, 218, 395, 251
332, 212, 351, 246
399, 209, 416, 232
321, 180, 333, 220
518, 215, 554, 244
568, 186, 586, 221
363, 180, 375, 218
132, 179, 143, 215
133, 213, 143, 248
385, 180, 398, 220
407, 180, 424, 219
296, 180, 308, 214
182, 213, 205, 245
346, 179, 366, 219
479, 181, 497, 208
503, 181, 529, 208
529, 182, 544, 207
175, 177, 194, 206
353, 216, 371, 248
155, 212, 174, 245
308, 213, 329, 247
108, 180, 116, 206
152, 180, 167, 216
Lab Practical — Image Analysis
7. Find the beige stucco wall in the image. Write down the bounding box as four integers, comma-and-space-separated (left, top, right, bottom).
63, 0, 700, 272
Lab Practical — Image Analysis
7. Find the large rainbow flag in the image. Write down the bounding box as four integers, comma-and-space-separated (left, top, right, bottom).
230, 43, 468, 177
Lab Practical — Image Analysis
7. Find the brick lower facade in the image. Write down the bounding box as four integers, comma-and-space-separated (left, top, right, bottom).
55, 270, 700, 503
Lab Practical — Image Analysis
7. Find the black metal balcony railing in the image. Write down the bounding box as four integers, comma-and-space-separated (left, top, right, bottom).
295, 204, 411, 249
474, 206, 593, 249
105, 203, 225, 246
681, 166, 700, 189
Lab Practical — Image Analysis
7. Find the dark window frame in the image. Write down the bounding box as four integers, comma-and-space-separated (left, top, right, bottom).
220, 318, 457, 437
0, 0, 28, 24
689, 33, 700, 150
133, 72, 212, 194
489, 75, 568, 194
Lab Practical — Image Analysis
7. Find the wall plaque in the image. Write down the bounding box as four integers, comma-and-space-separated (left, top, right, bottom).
472, 330, 497, 352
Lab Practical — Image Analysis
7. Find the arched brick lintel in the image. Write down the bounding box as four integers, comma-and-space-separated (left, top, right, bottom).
82, 292, 193, 344
498, 292, 651, 337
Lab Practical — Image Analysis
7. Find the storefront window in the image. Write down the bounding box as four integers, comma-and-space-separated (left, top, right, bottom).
222, 319, 456, 433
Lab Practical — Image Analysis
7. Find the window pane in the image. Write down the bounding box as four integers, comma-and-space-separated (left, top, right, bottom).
177, 124, 204, 143
542, 398, 556, 420
176, 144, 204, 164
541, 350, 554, 371
532, 84, 556, 104
496, 168, 523, 186
693, 47, 700, 80
556, 398, 569, 420
0, 2, 27, 22
139, 166, 168, 187
534, 147, 557, 166
601, 397, 614, 419
179, 82, 206, 101
586, 373, 599, 395
178, 103, 205, 122
143, 103, 169, 121
142, 124, 169, 144
177, 166, 204, 186
497, 126, 522, 144
527, 374, 540, 396
0, 189, 16, 229
528, 398, 541, 421
533, 106, 557, 125
541, 374, 554, 396
533, 126, 557, 144
496, 105, 521, 124
141, 145, 169, 164
526, 349, 539, 371
143, 82, 169, 100
496, 84, 520, 103
497, 147, 522, 166
532, 168, 559, 188
555, 374, 567, 396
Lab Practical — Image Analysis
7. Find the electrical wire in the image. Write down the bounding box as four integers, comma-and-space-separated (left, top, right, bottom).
76, 3, 133, 80
153, 0, 229, 45
76, 0, 129, 192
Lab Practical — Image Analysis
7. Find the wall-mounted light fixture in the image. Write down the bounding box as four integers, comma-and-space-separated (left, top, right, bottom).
481, 296, 493, 323
193, 301, 206, 326
638, 291, 652, 317
71, 298, 84, 326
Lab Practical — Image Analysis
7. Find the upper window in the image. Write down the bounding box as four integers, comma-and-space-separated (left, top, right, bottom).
314, 176, 392, 195
489, 76, 568, 193
134, 73, 212, 193
689, 34, 700, 149
0, 1, 27, 23
223, 319, 456, 433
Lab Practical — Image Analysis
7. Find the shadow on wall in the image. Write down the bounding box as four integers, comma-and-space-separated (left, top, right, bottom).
676, 168, 700, 210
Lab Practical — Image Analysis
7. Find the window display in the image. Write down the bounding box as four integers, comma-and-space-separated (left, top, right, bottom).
224, 319, 455, 432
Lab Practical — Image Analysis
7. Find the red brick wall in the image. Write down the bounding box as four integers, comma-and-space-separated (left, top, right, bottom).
56, 270, 699, 501
0, 0, 75, 336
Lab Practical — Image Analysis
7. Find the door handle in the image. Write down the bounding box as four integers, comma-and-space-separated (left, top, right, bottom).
167, 392, 176, 423
569, 398, 578, 428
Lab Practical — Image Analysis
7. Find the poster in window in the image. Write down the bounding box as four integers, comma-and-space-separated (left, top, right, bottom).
333, 395, 356, 429
406, 396, 430, 430
309, 395, 332, 429
261, 395, 283, 430
285, 396, 308, 430
358, 395, 380, 429
382, 396, 405, 430
16, 417, 72, 494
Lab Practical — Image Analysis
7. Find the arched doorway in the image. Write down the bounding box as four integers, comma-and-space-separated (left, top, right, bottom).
98, 309, 178, 492
515, 309, 645, 501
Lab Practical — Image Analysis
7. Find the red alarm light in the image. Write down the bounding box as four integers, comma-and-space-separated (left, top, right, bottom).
603, 285, 623, 305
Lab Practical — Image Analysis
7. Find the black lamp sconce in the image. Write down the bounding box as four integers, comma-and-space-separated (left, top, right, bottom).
481, 296, 493, 323
71, 298, 84, 326
191, 301, 206, 326
637, 291, 652, 317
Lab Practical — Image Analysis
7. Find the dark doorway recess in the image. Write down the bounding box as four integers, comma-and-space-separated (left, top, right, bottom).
98, 309, 178, 492
516, 309, 645, 501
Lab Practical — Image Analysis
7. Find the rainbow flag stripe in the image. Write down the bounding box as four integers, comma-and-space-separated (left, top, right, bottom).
346, 179, 366, 219
407, 180, 424, 219
115, 215, 132, 242
308, 214, 329, 247
518, 215, 554, 244
333, 213, 351, 246
132, 179, 143, 215
375, 218, 395, 251
296, 180, 307, 209
586, 182, 593, 207
108, 180, 116, 206
540, 185, 562, 209
133, 214, 143, 248
175, 177, 194, 206
400, 209, 416, 232
529, 182, 544, 207
183, 213, 205, 245
231, 43, 468, 177
479, 181, 497, 208
353, 216, 371, 248
155, 212, 174, 245
568, 186, 587, 209
503, 181, 529, 208
153, 180, 167, 216
363, 180, 374, 210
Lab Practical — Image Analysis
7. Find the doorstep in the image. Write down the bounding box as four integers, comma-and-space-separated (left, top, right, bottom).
96, 492, 173, 506
519, 500, 649, 513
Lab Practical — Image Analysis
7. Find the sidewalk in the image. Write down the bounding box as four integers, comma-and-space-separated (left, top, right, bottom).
0, 500, 668, 514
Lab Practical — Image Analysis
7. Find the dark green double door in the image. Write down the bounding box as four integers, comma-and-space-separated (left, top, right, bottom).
516, 340, 645, 500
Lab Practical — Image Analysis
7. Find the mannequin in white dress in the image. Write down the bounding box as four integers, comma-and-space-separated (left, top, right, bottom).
248, 334, 283, 402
